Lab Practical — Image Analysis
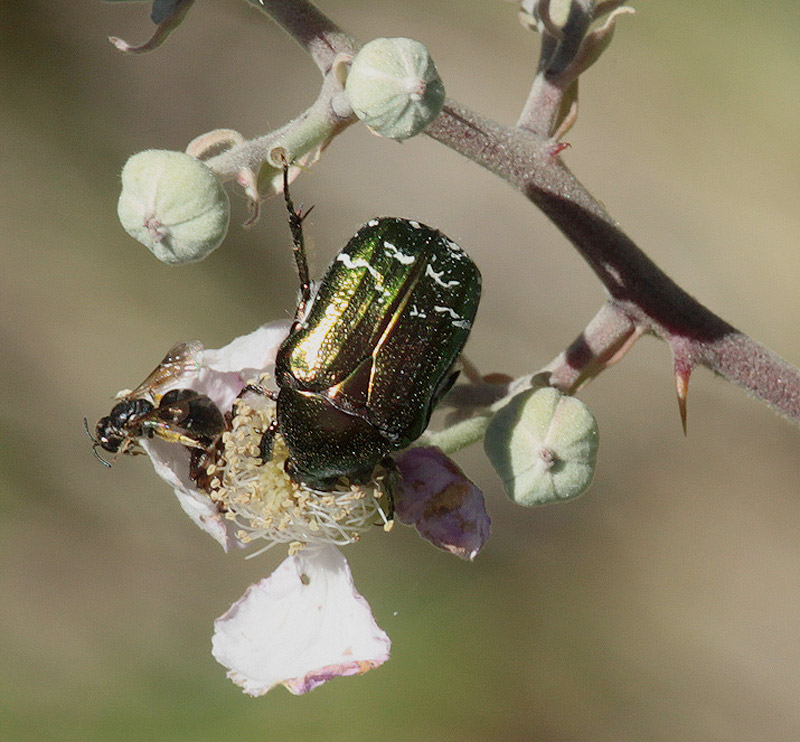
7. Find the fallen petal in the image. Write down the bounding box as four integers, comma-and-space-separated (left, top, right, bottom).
394, 447, 490, 560
212, 545, 390, 695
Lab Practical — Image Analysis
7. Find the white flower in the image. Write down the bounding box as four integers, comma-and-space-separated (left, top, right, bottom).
126, 321, 490, 694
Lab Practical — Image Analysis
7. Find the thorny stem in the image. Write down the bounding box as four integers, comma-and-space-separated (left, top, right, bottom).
252, 0, 800, 426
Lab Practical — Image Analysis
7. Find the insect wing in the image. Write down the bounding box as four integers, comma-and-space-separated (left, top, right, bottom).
140, 389, 226, 449
364, 220, 481, 443
126, 340, 205, 401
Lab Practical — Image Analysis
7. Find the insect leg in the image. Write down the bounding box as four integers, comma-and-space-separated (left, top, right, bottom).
240, 383, 277, 399
379, 456, 398, 522
281, 164, 312, 310
258, 417, 279, 463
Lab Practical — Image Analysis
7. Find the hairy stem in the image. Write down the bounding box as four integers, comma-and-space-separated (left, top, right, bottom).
245, 0, 356, 72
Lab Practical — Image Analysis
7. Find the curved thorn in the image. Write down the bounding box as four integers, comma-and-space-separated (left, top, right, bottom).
674, 362, 691, 436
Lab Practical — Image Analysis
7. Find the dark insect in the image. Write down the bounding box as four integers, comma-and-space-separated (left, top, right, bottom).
88, 341, 226, 466
259, 167, 482, 490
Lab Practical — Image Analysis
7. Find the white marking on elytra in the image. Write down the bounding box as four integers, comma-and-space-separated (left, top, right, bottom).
434, 305, 462, 319
336, 253, 384, 286
425, 264, 460, 288
444, 239, 467, 259
409, 304, 428, 319
408, 220, 421, 229
367, 219, 379, 227
384, 240, 415, 265
434, 305, 471, 330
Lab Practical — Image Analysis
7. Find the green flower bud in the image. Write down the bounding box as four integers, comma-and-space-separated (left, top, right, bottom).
117, 149, 230, 265
484, 386, 598, 507
345, 37, 445, 140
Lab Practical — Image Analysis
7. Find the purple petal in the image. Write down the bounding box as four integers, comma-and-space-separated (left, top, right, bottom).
394, 447, 490, 560
212, 545, 390, 696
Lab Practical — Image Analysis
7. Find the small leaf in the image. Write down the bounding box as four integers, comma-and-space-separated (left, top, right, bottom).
106, 0, 194, 53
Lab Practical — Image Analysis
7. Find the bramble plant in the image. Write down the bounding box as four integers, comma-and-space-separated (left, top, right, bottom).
99, 0, 800, 696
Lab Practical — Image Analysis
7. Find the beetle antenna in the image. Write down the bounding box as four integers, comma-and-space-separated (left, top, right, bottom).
240, 383, 278, 401
282, 164, 312, 308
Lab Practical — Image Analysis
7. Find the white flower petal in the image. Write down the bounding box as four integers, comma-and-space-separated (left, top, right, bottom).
195, 321, 290, 412
201, 321, 291, 374
142, 438, 237, 552
212, 545, 391, 696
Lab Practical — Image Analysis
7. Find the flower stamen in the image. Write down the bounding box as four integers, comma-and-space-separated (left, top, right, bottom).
203, 380, 390, 553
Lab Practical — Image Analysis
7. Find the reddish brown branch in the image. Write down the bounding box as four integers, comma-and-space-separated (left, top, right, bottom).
252, 0, 800, 426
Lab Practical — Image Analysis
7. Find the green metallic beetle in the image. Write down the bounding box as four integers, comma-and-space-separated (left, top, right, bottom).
263, 170, 482, 490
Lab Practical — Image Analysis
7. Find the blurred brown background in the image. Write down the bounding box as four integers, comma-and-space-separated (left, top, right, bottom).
2, 1, 800, 740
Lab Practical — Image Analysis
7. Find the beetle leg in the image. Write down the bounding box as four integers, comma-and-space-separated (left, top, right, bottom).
240, 383, 277, 400
283, 456, 299, 478
379, 456, 398, 522
282, 165, 312, 311
258, 417, 279, 463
